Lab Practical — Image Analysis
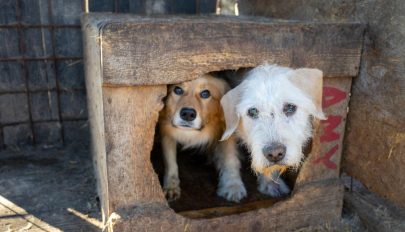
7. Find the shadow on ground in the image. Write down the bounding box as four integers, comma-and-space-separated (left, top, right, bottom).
0, 147, 101, 231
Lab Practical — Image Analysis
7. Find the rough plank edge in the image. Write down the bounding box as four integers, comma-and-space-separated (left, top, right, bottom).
100, 19, 365, 85
83, 13, 365, 86
295, 118, 322, 186
115, 179, 344, 231
342, 176, 405, 232
81, 13, 110, 227
178, 198, 282, 219
297, 77, 356, 185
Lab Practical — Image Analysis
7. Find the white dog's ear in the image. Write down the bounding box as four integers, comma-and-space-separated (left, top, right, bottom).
220, 84, 243, 141
289, 68, 326, 120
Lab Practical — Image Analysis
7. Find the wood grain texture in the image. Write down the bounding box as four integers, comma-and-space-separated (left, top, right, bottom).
102, 86, 167, 211
114, 180, 343, 231
343, 176, 405, 232
82, 15, 110, 224
86, 14, 365, 86
295, 119, 323, 186
178, 198, 281, 219
297, 77, 353, 185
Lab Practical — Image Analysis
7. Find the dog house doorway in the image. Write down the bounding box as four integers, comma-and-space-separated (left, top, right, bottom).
149, 69, 313, 217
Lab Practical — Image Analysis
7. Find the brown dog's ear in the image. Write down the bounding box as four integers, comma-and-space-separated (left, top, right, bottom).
288, 68, 326, 120
220, 84, 243, 141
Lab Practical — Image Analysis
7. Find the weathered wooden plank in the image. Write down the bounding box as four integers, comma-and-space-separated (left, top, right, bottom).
343, 176, 405, 232
82, 16, 110, 225
297, 77, 353, 185
83, 14, 364, 86
102, 86, 167, 212
178, 198, 280, 219
114, 180, 343, 231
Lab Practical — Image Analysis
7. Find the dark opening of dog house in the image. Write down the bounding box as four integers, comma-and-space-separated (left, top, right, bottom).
82, 14, 364, 231
150, 68, 316, 217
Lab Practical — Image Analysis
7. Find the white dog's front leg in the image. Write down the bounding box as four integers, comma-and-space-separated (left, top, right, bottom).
162, 135, 180, 201
257, 170, 290, 197
214, 136, 247, 202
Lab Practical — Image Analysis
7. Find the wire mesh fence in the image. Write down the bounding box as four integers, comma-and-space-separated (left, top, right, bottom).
0, 0, 216, 150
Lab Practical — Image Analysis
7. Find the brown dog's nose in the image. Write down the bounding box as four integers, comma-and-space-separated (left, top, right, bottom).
180, 108, 197, 121
263, 143, 286, 163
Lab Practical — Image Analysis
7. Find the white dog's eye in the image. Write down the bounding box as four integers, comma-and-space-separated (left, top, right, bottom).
173, 86, 184, 95
247, 107, 259, 119
283, 103, 297, 116
200, 90, 211, 99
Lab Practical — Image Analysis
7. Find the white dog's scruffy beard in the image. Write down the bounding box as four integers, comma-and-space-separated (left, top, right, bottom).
238, 115, 313, 175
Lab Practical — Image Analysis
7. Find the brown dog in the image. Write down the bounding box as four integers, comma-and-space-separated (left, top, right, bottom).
159, 74, 247, 202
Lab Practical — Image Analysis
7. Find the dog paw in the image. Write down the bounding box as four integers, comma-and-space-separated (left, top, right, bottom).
163, 176, 181, 201
163, 185, 181, 201
217, 180, 247, 202
258, 176, 290, 197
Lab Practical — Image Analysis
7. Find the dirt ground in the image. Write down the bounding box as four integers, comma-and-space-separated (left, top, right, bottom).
0, 148, 101, 231
0, 147, 381, 231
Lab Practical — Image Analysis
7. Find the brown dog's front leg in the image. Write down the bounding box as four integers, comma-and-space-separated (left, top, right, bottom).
162, 135, 181, 201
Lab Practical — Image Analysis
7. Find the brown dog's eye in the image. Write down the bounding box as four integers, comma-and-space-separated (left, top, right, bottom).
247, 107, 259, 119
200, 90, 210, 99
283, 103, 297, 116
173, 86, 184, 95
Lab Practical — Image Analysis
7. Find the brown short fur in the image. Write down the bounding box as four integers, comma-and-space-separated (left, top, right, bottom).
158, 74, 246, 202
159, 74, 229, 148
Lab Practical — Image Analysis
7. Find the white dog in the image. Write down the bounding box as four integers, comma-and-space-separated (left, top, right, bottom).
221, 64, 325, 197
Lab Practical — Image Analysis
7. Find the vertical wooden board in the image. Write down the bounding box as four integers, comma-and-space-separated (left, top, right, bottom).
102, 86, 167, 212
82, 18, 109, 223
296, 119, 322, 185
297, 77, 353, 184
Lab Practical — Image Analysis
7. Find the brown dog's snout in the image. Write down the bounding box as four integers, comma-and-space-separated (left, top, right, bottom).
263, 143, 286, 163
180, 107, 197, 121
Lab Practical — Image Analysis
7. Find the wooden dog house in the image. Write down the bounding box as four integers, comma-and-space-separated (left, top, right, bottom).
82, 14, 364, 231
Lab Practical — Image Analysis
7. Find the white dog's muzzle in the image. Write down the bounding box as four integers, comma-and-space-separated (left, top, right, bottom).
262, 142, 287, 163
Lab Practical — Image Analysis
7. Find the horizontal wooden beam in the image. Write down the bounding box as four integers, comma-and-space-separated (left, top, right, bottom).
82, 14, 364, 86
114, 180, 344, 231
178, 198, 281, 219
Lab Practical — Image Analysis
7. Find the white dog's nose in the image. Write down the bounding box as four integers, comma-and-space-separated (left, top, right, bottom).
263, 143, 286, 163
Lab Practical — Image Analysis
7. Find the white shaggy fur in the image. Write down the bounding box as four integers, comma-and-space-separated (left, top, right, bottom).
221, 64, 325, 197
